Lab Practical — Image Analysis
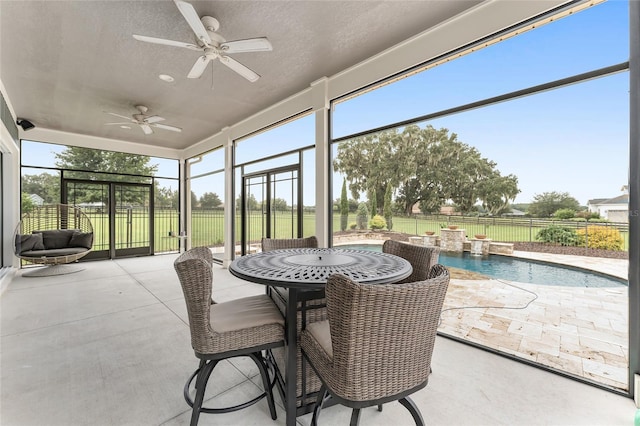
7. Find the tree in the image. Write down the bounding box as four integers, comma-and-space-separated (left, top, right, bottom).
383, 182, 393, 230
340, 180, 349, 231
53, 146, 159, 205
478, 172, 520, 215
369, 187, 377, 218
21, 193, 36, 213
334, 124, 519, 216
333, 128, 407, 217
235, 194, 260, 211
348, 199, 359, 213
200, 192, 222, 209
156, 186, 178, 209
528, 191, 580, 217
191, 191, 198, 208
54, 147, 158, 179
554, 208, 576, 219
271, 198, 289, 211
21, 172, 60, 204
356, 202, 369, 230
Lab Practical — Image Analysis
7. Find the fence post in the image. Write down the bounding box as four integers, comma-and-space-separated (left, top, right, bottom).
584, 222, 589, 248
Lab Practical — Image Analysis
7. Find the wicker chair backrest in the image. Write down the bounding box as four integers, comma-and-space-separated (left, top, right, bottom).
261, 236, 318, 252
382, 240, 440, 284
174, 248, 215, 354
324, 265, 449, 401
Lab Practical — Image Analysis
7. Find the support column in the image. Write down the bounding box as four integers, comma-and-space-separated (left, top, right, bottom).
312, 78, 330, 248
179, 158, 188, 252
628, 0, 639, 403
222, 127, 234, 267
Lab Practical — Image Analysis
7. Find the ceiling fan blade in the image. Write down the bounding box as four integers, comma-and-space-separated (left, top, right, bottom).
219, 55, 260, 82
188, 56, 211, 79
145, 115, 165, 124
132, 34, 201, 51
106, 112, 133, 121
104, 122, 131, 126
140, 124, 153, 135
174, 0, 212, 46
221, 38, 273, 54
152, 123, 183, 133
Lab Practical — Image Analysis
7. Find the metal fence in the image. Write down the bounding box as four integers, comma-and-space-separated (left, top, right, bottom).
173, 208, 632, 253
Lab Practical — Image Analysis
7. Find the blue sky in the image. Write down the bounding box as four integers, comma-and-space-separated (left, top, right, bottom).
331, 0, 630, 206
23, 1, 630, 208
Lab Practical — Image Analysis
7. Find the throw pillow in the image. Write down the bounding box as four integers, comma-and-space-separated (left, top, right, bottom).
38, 229, 76, 249
69, 232, 93, 249
15, 233, 45, 254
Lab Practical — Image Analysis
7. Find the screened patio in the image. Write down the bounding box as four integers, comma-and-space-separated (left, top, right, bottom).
1, 0, 639, 424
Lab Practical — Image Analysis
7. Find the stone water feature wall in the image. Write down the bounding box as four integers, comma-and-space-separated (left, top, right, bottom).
440, 228, 466, 252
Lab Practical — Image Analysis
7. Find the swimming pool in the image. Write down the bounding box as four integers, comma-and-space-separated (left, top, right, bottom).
336, 244, 627, 288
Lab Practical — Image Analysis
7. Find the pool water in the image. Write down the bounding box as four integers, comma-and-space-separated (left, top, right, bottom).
337, 244, 626, 288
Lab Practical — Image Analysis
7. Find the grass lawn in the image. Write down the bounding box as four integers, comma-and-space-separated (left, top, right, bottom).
83, 210, 630, 252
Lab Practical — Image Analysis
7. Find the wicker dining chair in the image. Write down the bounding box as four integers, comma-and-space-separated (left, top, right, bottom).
174, 247, 285, 426
300, 264, 450, 426
261, 236, 318, 253
382, 240, 440, 284
260, 236, 326, 409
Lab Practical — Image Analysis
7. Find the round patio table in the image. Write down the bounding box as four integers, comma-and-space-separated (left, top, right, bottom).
229, 247, 412, 426
229, 247, 412, 288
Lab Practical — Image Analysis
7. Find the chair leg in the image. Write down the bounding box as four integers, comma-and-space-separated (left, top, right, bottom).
311, 386, 328, 426
377, 404, 383, 412
250, 352, 278, 420
194, 359, 206, 391
183, 360, 218, 408
349, 408, 361, 426
398, 396, 425, 426
190, 360, 217, 426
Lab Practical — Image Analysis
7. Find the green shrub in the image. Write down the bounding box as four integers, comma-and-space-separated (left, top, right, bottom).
349, 222, 357, 230
553, 208, 576, 219
340, 180, 349, 231
577, 225, 623, 250
569, 217, 587, 222
588, 217, 610, 223
356, 203, 369, 230
576, 210, 600, 220
535, 225, 580, 246
369, 214, 386, 230
340, 215, 348, 232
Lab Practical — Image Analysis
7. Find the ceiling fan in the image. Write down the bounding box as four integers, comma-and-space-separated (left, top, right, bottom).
133, 0, 272, 82
104, 105, 182, 135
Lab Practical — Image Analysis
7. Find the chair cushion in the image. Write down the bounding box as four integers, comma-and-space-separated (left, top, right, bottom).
305, 321, 333, 359
211, 294, 284, 334
36, 229, 78, 249
15, 233, 45, 254
20, 247, 88, 257
69, 231, 93, 249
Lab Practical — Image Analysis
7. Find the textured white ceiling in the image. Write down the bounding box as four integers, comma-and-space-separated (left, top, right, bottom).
0, 1, 481, 150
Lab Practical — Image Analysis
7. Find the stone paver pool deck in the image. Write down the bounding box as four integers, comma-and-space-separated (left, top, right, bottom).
444, 251, 628, 391
338, 241, 630, 391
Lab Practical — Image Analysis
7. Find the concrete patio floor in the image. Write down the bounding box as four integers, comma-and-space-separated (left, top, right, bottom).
1, 253, 636, 425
